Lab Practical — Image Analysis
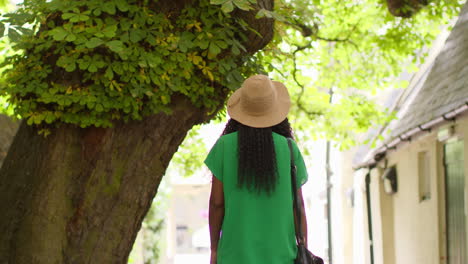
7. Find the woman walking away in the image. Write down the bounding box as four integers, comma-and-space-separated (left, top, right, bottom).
205, 75, 308, 264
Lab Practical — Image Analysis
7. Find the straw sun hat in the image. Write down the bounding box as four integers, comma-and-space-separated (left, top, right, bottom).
227, 74, 291, 128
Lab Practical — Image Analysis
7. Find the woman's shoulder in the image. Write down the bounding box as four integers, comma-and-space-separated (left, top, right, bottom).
219, 131, 290, 145
272, 132, 289, 142
218, 131, 238, 144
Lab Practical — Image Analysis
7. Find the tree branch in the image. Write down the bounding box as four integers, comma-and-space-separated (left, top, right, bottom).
290, 44, 322, 118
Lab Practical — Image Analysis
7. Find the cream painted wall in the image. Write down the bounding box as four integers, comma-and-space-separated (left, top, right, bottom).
369, 168, 387, 264
387, 135, 440, 264
337, 149, 357, 263
352, 169, 371, 264
365, 115, 468, 264
376, 167, 395, 264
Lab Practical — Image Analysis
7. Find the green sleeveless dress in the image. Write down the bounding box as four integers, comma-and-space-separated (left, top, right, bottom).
204, 132, 308, 264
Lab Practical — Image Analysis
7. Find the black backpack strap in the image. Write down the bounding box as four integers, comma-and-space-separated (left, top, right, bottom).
287, 138, 305, 245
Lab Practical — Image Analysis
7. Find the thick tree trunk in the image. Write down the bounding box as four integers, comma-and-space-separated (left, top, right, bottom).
0, 97, 209, 263
0, 0, 275, 262
0, 115, 18, 168
386, 0, 429, 17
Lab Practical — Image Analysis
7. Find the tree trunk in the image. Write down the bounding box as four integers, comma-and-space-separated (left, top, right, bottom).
0, 115, 18, 168
0, 97, 209, 263
0, 0, 274, 262
386, 0, 429, 17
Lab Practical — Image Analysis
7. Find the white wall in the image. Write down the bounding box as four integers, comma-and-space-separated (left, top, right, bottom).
353, 115, 468, 264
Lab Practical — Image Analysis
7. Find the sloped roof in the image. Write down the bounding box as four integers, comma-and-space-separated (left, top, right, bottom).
390, 2, 468, 137
356, 2, 468, 168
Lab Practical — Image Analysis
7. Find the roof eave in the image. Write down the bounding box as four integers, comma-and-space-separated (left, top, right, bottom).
354, 101, 468, 170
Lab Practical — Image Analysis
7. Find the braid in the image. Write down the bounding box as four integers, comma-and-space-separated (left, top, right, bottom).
221, 118, 294, 195
221, 118, 240, 135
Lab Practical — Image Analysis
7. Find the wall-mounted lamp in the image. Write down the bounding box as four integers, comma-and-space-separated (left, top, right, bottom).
382, 166, 398, 194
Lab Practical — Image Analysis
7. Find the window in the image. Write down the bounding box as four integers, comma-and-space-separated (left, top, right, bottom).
418, 151, 431, 201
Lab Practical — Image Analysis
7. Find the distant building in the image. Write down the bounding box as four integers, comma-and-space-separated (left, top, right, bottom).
160, 171, 211, 264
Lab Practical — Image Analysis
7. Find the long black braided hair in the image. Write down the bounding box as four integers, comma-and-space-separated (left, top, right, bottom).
222, 118, 293, 195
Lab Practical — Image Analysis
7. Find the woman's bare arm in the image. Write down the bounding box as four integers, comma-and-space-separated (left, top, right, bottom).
209, 176, 225, 254
293, 187, 308, 246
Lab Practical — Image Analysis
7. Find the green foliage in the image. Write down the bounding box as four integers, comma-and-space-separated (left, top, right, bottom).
210, 0, 256, 13
0, 0, 253, 128
128, 180, 169, 264
140, 192, 168, 263
171, 0, 465, 170
0, 95, 13, 115
0, 0, 8, 12
0, 0, 464, 146
170, 124, 209, 176
255, 0, 464, 147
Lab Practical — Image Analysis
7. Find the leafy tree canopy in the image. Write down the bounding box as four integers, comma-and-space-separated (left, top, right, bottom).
0, 0, 260, 134
0, 0, 464, 142
254, 0, 464, 146
172, 0, 465, 174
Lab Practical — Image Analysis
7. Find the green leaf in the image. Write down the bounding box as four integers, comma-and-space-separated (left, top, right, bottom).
77, 56, 91, 70
112, 63, 123, 75
106, 40, 125, 53
45, 113, 55, 124
215, 40, 228, 49
75, 14, 90, 22
0, 22, 5, 37
85, 37, 104, 48
147, 55, 162, 68
94, 59, 106, 69
102, 2, 116, 14
87, 101, 96, 109
27, 116, 34, 125
231, 44, 240, 55
62, 12, 90, 23
115, 0, 129, 12
221, 1, 234, 13
105, 67, 114, 79
256, 8, 268, 19
93, 8, 102, 16
8, 28, 21, 42
33, 114, 43, 124
18, 27, 33, 36
5, 12, 34, 24
146, 35, 157, 45
48, 27, 68, 41
120, 19, 131, 31
232, 0, 252, 10
178, 32, 194, 52
95, 104, 104, 112
56, 55, 74, 68
129, 29, 145, 43
65, 63, 76, 72
198, 39, 209, 49
88, 63, 98, 73
102, 25, 117, 38
210, 0, 229, 4
209, 42, 221, 55
61, 13, 75, 20
65, 33, 77, 42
